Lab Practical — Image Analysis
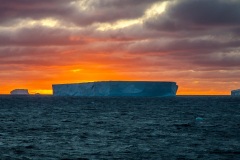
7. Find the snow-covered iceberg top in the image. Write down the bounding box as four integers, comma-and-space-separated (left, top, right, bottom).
10, 89, 29, 95
231, 89, 240, 96
52, 81, 178, 97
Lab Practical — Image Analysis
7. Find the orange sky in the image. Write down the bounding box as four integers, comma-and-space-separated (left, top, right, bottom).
1, 60, 238, 95
0, 0, 240, 95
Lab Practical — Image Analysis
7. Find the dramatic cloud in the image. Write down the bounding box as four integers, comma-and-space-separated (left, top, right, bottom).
145, 0, 240, 31
0, 0, 240, 95
0, 0, 162, 26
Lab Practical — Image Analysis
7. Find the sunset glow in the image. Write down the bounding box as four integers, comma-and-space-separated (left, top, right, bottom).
1, 0, 240, 95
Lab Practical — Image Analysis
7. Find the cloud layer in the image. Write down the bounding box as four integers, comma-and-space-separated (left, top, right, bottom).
0, 0, 240, 94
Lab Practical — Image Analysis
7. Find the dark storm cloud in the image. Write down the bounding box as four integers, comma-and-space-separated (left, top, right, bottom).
0, 46, 59, 66
0, 0, 71, 24
136, 0, 240, 70
0, 46, 83, 67
0, 0, 163, 26
148, 48, 240, 72
0, 25, 138, 46
145, 0, 240, 31
127, 38, 240, 55
0, 46, 60, 59
93, 0, 160, 7
193, 51, 240, 68
79, 0, 161, 23
229, 27, 240, 37
0, 26, 87, 46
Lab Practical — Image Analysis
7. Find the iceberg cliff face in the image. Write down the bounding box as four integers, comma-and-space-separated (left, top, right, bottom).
231, 89, 240, 96
52, 81, 178, 97
10, 89, 29, 95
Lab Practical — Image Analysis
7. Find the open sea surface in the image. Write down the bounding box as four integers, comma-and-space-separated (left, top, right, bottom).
0, 96, 239, 160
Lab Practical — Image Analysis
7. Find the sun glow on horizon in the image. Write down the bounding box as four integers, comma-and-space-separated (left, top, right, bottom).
30, 90, 53, 95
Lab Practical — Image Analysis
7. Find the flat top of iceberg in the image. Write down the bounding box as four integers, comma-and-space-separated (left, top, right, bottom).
53, 81, 177, 86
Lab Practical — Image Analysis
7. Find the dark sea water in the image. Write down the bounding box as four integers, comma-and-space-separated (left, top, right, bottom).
0, 96, 239, 160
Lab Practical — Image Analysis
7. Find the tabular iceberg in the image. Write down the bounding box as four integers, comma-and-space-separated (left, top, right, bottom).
10, 89, 29, 95
231, 89, 240, 96
52, 81, 178, 97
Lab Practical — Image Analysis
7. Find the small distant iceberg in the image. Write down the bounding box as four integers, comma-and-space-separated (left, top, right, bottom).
10, 89, 29, 95
231, 89, 240, 96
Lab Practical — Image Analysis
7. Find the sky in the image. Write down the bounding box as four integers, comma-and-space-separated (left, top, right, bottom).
0, 0, 240, 95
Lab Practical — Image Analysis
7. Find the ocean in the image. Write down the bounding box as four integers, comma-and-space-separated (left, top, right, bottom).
0, 96, 239, 160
